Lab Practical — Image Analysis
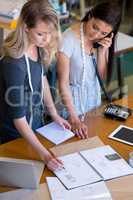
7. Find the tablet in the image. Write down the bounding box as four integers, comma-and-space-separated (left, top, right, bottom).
108, 125, 133, 146
0, 157, 44, 189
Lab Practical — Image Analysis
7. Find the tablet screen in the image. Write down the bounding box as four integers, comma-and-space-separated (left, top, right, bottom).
109, 125, 133, 146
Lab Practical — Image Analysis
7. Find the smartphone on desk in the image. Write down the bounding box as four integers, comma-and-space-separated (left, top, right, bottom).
93, 31, 113, 48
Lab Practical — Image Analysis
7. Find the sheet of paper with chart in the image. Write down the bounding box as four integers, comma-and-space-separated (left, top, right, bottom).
53, 152, 102, 189
80, 145, 133, 180
46, 177, 112, 200
36, 122, 75, 145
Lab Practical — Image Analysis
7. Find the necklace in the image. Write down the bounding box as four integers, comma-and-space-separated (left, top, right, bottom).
79, 22, 86, 121
79, 22, 94, 121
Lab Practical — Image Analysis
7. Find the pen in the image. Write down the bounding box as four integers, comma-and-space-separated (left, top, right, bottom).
57, 165, 65, 171
62, 166, 65, 170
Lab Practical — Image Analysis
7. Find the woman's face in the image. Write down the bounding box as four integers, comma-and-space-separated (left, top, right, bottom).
26, 20, 53, 47
85, 17, 113, 42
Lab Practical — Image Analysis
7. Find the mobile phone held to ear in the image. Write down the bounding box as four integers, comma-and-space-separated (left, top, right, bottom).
93, 42, 101, 48
93, 32, 113, 49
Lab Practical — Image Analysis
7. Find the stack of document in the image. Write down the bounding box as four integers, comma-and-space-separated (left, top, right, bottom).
53, 145, 133, 189
36, 122, 75, 145
46, 177, 112, 200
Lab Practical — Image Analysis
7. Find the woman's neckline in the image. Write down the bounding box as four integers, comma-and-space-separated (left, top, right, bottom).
70, 23, 95, 56
28, 56, 38, 63
26, 45, 39, 62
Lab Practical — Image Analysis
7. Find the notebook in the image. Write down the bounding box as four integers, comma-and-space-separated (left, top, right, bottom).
36, 122, 75, 145
53, 145, 133, 189
0, 157, 44, 189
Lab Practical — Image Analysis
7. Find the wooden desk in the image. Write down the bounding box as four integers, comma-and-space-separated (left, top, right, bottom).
85, 96, 133, 160
1, 96, 133, 198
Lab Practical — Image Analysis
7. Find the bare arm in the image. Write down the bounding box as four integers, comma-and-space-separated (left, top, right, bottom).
97, 48, 108, 79
57, 52, 78, 119
13, 117, 63, 171
43, 76, 58, 117
97, 33, 113, 78
57, 52, 88, 139
43, 76, 70, 129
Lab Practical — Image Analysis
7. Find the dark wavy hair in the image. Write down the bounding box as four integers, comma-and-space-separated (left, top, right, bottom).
82, 1, 122, 84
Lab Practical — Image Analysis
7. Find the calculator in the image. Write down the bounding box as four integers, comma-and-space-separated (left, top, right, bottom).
104, 103, 132, 121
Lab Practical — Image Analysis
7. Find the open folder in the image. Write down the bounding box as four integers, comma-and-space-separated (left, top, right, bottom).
53, 145, 133, 189
0, 157, 44, 189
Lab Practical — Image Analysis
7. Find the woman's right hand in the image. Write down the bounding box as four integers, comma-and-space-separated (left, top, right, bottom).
68, 115, 88, 139
43, 151, 64, 172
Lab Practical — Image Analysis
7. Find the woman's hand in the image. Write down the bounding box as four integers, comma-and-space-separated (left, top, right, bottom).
42, 150, 64, 172
98, 32, 114, 50
68, 115, 88, 139
52, 114, 71, 130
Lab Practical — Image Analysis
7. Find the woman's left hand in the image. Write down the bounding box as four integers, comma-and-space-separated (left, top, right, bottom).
98, 32, 114, 50
52, 114, 71, 130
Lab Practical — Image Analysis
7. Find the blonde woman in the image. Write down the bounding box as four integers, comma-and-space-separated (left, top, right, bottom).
0, 0, 70, 171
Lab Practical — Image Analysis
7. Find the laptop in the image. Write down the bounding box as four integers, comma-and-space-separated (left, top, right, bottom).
0, 157, 44, 189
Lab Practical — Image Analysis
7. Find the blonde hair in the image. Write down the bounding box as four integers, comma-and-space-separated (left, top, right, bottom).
2, 0, 60, 65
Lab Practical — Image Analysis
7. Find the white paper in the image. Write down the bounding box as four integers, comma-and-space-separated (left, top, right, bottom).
53, 152, 102, 189
46, 177, 112, 200
36, 122, 74, 145
80, 145, 133, 181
